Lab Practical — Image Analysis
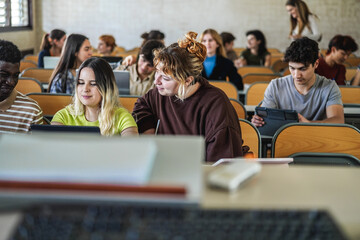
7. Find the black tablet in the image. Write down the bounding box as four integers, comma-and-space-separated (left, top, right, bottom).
255, 107, 298, 136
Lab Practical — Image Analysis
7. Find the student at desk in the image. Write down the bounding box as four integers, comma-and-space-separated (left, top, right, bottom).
132, 32, 245, 162
51, 57, 138, 136
251, 37, 344, 127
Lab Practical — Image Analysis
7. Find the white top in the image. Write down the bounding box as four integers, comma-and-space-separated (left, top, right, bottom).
292, 14, 321, 42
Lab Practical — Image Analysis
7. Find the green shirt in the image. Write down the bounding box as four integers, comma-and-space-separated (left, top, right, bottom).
52, 106, 137, 134
240, 49, 270, 66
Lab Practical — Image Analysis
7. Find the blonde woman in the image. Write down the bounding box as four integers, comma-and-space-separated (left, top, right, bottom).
51, 57, 138, 136
199, 29, 243, 90
133, 32, 244, 162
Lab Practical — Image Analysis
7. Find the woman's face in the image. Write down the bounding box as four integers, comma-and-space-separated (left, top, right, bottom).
77, 67, 102, 108
154, 65, 179, 97
201, 33, 219, 56
76, 39, 93, 64
54, 35, 66, 49
97, 39, 111, 55
286, 5, 298, 19
246, 34, 260, 49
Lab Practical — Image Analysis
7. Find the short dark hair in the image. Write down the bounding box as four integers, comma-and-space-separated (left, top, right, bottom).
0, 39, 21, 64
327, 35, 358, 54
139, 40, 165, 67
220, 32, 236, 45
284, 37, 319, 66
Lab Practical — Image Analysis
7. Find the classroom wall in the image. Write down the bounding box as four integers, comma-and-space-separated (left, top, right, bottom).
1, 0, 359, 56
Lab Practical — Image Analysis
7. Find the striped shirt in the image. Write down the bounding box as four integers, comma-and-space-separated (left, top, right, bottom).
0, 92, 43, 134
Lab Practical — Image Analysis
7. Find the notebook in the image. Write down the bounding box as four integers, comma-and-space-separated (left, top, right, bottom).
113, 70, 130, 95
43, 56, 60, 69
255, 107, 298, 136
30, 124, 101, 134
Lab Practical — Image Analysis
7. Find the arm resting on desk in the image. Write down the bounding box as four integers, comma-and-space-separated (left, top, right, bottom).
298, 104, 344, 124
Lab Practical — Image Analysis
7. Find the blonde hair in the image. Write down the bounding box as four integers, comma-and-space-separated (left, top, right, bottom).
153, 31, 206, 100
69, 57, 120, 136
199, 29, 227, 58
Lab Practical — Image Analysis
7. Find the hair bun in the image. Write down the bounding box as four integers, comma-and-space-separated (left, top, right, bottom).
178, 31, 207, 62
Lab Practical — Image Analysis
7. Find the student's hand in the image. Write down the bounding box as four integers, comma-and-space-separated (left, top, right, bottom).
251, 114, 265, 127
298, 113, 310, 123
122, 55, 137, 66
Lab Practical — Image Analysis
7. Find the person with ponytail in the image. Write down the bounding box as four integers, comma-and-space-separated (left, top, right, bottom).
133, 32, 244, 162
51, 57, 138, 136
38, 29, 66, 68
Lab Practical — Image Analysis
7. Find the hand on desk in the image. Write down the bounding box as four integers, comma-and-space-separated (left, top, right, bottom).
297, 113, 310, 123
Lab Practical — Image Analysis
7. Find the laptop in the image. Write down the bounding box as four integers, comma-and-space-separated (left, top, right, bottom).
43, 56, 60, 69
113, 70, 130, 95
30, 124, 101, 134
255, 107, 298, 136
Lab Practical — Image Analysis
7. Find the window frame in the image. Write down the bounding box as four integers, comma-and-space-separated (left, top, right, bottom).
0, 0, 33, 32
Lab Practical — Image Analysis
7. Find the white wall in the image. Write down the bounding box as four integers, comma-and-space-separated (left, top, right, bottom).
1, 0, 360, 55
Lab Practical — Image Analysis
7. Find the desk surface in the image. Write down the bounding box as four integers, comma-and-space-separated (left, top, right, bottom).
245, 105, 360, 115
1, 165, 360, 240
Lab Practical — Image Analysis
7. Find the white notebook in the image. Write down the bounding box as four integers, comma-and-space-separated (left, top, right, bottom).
0, 133, 157, 185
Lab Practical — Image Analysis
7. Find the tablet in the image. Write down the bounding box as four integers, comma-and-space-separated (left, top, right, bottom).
255, 107, 298, 136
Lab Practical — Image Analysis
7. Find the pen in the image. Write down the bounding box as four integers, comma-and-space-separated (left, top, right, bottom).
155, 119, 160, 135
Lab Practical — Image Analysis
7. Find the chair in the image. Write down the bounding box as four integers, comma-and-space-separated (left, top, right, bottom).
272, 123, 360, 160
20, 60, 37, 72
289, 152, 360, 166
339, 86, 360, 104
282, 68, 291, 76
229, 98, 246, 119
16, 77, 43, 94
233, 47, 245, 55
209, 81, 238, 100
119, 96, 140, 113
346, 68, 358, 81
345, 58, 360, 67
239, 119, 261, 158
271, 60, 288, 73
26, 93, 72, 117
237, 66, 274, 76
267, 48, 281, 54
242, 73, 280, 85
23, 54, 38, 63
20, 68, 54, 84
245, 82, 269, 105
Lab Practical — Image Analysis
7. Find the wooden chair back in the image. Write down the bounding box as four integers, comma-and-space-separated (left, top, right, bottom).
20, 60, 37, 72
239, 119, 261, 157
339, 86, 360, 104
345, 58, 360, 67
26, 93, 72, 116
16, 77, 43, 94
229, 98, 246, 119
271, 60, 288, 73
237, 66, 274, 76
209, 81, 238, 100
245, 82, 269, 105
119, 96, 139, 113
346, 68, 358, 81
23, 54, 38, 63
267, 48, 281, 54
233, 47, 245, 55
242, 73, 280, 85
282, 68, 291, 76
272, 123, 360, 159
20, 68, 54, 83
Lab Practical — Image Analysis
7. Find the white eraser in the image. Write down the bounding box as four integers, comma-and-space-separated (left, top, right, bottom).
208, 160, 261, 191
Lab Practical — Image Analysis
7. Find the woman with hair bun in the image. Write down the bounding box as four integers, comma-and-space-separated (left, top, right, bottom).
38, 29, 66, 68
133, 32, 244, 162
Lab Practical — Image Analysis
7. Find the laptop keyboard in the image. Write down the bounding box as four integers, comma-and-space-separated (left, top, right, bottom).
9, 202, 347, 240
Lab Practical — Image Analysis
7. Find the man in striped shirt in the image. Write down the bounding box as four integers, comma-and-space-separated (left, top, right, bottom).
0, 40, 43, 133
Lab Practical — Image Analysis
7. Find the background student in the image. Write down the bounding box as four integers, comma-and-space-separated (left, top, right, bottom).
97, 35, 117, 56
116, 40, 164, 96
140, 30, 165, 47
38, 29, 66, 68
220, 32, 238, 62
238, 30, 271, 67
0, 40, 43, 133
200, 29, 243, 90
316, 35, 358, 85
285, 0, 321, 42
48, 34, 92, 94
51, 57, 138, 136
133, 31, 244, 162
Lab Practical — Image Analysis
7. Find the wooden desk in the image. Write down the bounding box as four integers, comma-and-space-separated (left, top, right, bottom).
203, 165, 360, 240
1, 166, 359, 239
